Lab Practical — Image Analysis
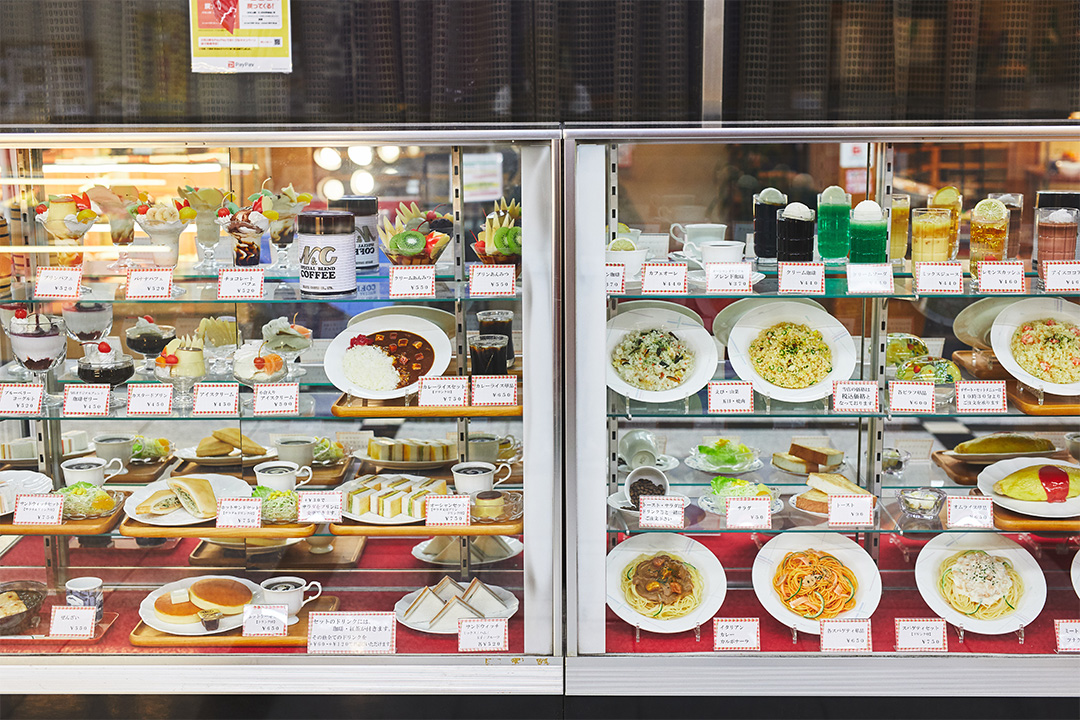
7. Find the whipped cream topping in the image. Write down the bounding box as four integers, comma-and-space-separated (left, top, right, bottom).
129, 317, 164, 337
852, 200, 883, 223
782, 202, 813, 221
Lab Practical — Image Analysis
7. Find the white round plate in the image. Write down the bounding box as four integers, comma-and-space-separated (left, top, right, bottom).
615, 301, 703, 327
752, 531, 881, 635
4, 444, 95, 469
202, 537, 303, 553
0, 470, 53, 516
688, 270, 765, 287
606, 308, 718, 404
786, 493, 829, 519
340, 473, 428, 525
712, 297, 825, 347
411, 537, 524, 567
138, 575, 262, 636
914, 532, 1046, 636
954, 297, 1016, 351
124, 474, 250, 526
1072, 550, 1080, 600
684, 453, 763, 476
605, 532, 727, 635
394, 584, 519, 634
728, 301, 856, 403
606, 491, 691, 519
325, 316, 452, 400
352, 450, 455, 471
941, 447, 1064, 465
617, 454, 680, 473
990, 297, 1080, 397
977, 457, 1080, 518
697, 491, 782, 517
771, 459, 849, 478
176, 446, 277, 468
348, 306, 456, 338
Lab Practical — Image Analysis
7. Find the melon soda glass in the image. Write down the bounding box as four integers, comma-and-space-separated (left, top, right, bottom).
848, 200, 887, 264
968, 198, 1009, 284
816, 185, 851, 264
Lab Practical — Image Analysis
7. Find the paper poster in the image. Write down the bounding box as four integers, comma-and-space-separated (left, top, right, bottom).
190, 0, 292, 74
461, 153, 504, 203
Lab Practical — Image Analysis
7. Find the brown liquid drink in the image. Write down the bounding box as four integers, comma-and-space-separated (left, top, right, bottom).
1036, 207, 1079, 283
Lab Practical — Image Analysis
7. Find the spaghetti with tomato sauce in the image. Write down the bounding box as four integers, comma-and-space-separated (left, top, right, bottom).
772, 549, 859, 620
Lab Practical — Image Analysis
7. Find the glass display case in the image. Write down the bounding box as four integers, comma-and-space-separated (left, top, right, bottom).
0, 128, 562, 694
565, 125, 1080, 695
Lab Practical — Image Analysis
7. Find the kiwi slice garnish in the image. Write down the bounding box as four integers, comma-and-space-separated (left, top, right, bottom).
391, 230, 426, 256
505, 227, 522, 253
492, 226, 513, 254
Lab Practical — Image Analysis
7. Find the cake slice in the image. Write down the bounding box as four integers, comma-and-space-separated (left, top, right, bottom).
402, 587, 444, 624
432, 576, 465, 602
461, 578, 506, 617
428, 596, 482, 632
789, 443, 844, 467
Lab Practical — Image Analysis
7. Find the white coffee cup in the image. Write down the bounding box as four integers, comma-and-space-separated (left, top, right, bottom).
635, 233, 670, 260
253, 461, 312, 491
672, 223, 728, 257
467, 433, 519, 463
260, 576, 322, 624
618, 429, 659, 469
451, 461, 512, 494
272, 435, 317, 468
92, 434, 135, 467
699, 240, 746, 265
616, 228, 642, 243
61, 457, 123, 487
605, 249, 649, 279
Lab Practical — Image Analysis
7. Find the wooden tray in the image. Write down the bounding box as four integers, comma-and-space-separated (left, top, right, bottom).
107, 456, 177, 484
969, 489, 1080, 532
129, 596, 339, 647
189, 536, 366, 569
330, 518, 523, 537
951, 350, 1012, 380
118, 516, 315, 539
0, 492, 130, 536
240, 458, 355, 487
0, 448, 92, 471
331, 388, 523, 418
932, 448, 1074, 486
1006, 381, 1080, 416
0, 611, 118, 644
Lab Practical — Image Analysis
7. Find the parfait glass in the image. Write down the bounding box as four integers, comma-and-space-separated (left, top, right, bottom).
154, 361, 205, 411
8, 314, 67, 407
202, 316, 242, 379
134, 214, 190, 296
61, 301, 113, 358
0, 300, 32, 381
178, 187, 227, 274
35, 214, 91, 269
104, 213, 136, 271
267, 200, 308, 276
233, 346, 288, 411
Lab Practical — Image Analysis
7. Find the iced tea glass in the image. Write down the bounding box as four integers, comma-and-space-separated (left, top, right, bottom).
969, 199, 1009, 283
987, 193, 1023, 260
928, 193, 963, 261
888, 194, 910, 264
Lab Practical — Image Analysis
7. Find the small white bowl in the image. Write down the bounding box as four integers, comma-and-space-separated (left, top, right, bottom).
622, 466, 670, 504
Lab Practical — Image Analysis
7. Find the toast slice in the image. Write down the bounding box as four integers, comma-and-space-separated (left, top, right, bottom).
197, 437, 233, 457
789, 443, 844, 467
772, 452, 819, 474
793, 488, 830, 514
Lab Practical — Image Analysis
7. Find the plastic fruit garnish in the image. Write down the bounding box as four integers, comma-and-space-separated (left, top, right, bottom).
73, 193, 92, 211
14, 308, 28, 319
296, 193, 313, 203
217, 207, 231, 218
34, 203, 47, 214
608, 238, 635, 251
263, 210, 279, 221
178, 206, 197, 221
165, 354, 179, 365
136, 204, 149, 215
76, 209, 96, 223
253, 355, 266, 370
932, 186, 960, 207
142, 315, 154, 323
97, 341, 111, 353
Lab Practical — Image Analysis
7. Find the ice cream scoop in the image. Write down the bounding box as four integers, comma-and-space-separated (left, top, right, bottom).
819, 185, 849, 205
852, 200, 884, 223
759, 187, 786, 205
782, 202, 814, 222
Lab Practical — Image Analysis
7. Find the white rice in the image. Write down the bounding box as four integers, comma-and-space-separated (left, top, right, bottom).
343, 345, 402, 390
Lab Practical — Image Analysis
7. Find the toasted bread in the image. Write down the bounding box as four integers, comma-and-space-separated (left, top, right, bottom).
212, 428, 265, 456
789, 443, 844, 467
793, 488, 830, 514
197, 437, 233, 457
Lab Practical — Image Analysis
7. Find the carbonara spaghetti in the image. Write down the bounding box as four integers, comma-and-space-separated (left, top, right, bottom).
772, 549, 858, 620
939, 549, 1022, 620
621, 553, 704, 620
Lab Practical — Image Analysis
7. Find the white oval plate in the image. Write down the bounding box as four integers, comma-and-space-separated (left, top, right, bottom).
348, 306, 456, 337
712, 297, 825, 346
684, 453, 763, 476
1072, 550, 1080, 600
728, 301, 856, 403
752, 531, 881, 635
954, 297, 1015, 351
394, 583, 518, 634
914, 532, 1046, 636
339, 473, 428, 525
941, 447, 1064, 465
352, 450, 455, 471
124, 474, 251, 526
697, 491, 782, 517
786, 493, 829, 519
990, 297, 1080, 397
770, 459, 850, 478
607, 491, 691, 520
617, 454, 680, 473
176, 446, 277, 467
977, 457, 1080, 518
325, 316, 452, 400
138, 575, 262, 636
411, 537, 524, 567
615, 301, 703, 327
605, 532, 727, 635
606, 308, 718, 404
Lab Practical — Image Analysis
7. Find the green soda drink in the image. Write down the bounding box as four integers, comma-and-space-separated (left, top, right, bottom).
848, 200, 887, 263
817, 185, 851, 264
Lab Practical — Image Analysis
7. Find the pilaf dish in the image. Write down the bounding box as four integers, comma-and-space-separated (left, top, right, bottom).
1010, 317, 1080, 384
611, 329, 695, 391
749, 321, 832, 389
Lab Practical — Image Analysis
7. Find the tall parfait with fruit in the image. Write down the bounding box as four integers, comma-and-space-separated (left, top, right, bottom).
34, 193, 99, 268
177, 186, 227, 274
132, 200, 195, 294
254, 183, 312, 275
86, 185, 143, 271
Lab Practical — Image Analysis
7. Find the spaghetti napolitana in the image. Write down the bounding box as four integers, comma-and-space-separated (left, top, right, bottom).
621, 553, 704, 620
939, 549, 1023, 620
772, 549, 858, 620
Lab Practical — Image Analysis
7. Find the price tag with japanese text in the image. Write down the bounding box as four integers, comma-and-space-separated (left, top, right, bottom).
34, 266, 82, 299
126, 384, 174, 415
707, 382, 754, 413
418, 376, 469, 407
779, 262, 825, 294
13, 494, 63, 526
389, 266, 436, 298
946, 496, 994, 528
832, 380, 879, 413
955, 380, 1007, 413
125, 268, 174, 299
713, 618, 760, 651
725, 497, 771, 529
215, 498, 262, 529
0, 384, 44, 415
192, 383, 240, 416
638, 496, 684, 529
894, 618, 947, 652
217, 268, 264, 300
63, 384, 110, 417
704, 262, 753, 294
458, 618, 509, 653
828, 495, 875, 527
425, 495, 470, 527
297, 491, 343, 524
1055, 620, 1080, 653
605, 264, 626, 294
253, 383, 299, 416
820, 618, 872, 652
975, 261, 1025, 293
641, 263, 688, 294
888, 381, 935, 414
470, 375, 517, 406
48, 606, 96, 639
914, 262, 962, 294
846, 263, 894, 294
1042, 261, 1080, 292
468, 265, 516, 296
308, 611, 396, 655
242, 605, 289, 637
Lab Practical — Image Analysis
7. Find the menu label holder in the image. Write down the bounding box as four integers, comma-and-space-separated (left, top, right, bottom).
242, 605, 289, 637
832, 380, 879, 413
640, 263, 688, 294
914, 262, 962, 294
425, 495, 471, 526
126, 384, 174, 415
725, 497, 771, 529
217, 268, 265, 300
894, 618, 948, 652
389, 266, 436, 298
846, 263, 894, 294
297, 491, 343, 524
13, 494, 64, 526
605, 264, 626, 295
307, 611, 396, 654
637, 496, 685, 529
125, 268, 174, 300
215, 498, 263, 529
713, 618, 761, 651
1055, 620, 1080, 653
62, 384, 110, 417
34, 267, 82, 299
0, 384, 44, 415
192, 383, 240, 416
827, 495, 875, 527
458, 618, 509, 653
417, 377, 469, 407
975, 261, 1025, 293
778, 262, 825, 294
888, 381, 935, 414
253, 383, 300, 416
946, 496, 994, 529
954, 380, 1007, 413
470, 376, 518, 407
48, 606, 96, 639
819, 618, 872, 652
1042, 261, 1080, 292
704, 262, 753, 294
707, 382, 754, 413
468, 265, 516, 297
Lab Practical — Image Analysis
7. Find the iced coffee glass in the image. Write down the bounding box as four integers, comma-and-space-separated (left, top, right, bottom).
1036, 207, 1079, 287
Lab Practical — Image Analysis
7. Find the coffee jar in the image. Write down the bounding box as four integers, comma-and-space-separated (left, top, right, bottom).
297, 210, 356, 297
329, 195, 380, 270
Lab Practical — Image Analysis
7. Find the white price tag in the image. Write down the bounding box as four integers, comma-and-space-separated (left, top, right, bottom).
217, 267, 265, 300
34, 267, 82, 299
707, 382, 754, 413
297, 491, 343, 523
48, 606, 96, 639
62, 384, 110, 417
125, 384, 173, 415
637, 496, 684, 529
468, 265, 516, 296
641, 263, 688, 294
242, 604, 289, 637
954, 380, 1007, 413
975, 261, 1025, 293
712, 618, 760, 651
1055, 620, 1080, 652
458, 617, 509, 653
704, 262, 753, 294
946, 496, 994, 528
1042, 261, 1080, 292
914, 262, 962, 294
0, 383, 44, 415
605, 264, 626, 294
470, 375, 518, 406
13, 494, 64, 526
192, 383, 240, 416
253, 383, 299, 416
819, 618, 872, 652
125, 268, 174, 299
215, 497, 263, 528
894, 618, 947, 652
725, 496, 771, 529
832, 380, 879, 413
888, 381, 935, 414
307, 611, 396, 654
846, 263, 894, 294
778, 262, 825, 294
828, 494, 875, 527
388, 266, 436, 298
418, 376, 469, 407
425, 494, 471, 526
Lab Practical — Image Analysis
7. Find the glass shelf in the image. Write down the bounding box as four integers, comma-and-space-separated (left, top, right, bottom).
607, 388, 884, 419
78, 259, 461, 282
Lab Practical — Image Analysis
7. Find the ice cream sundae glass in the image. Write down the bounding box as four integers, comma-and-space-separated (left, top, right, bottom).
133, 201, 193, 294
86, 185, 143, 271
177, 186, 227, 274
261, 315, 312, 379
34, 193, 98, 268
259, 183, 312, 275
218, 197, 270, 267
153, 334, 206, 410
125, 315, 176, 377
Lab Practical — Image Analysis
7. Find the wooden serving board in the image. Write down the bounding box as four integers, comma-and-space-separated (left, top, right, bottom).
951, 350, 1011, 380
0, 611, 118, 644
1006, 381, 1080, 416
968, 489, 1080, 532
128, 596, 339, 647
932, 448, 1074, 486
0, 492, 130, 536
331, 387, 523, 418
330, 518, 523, 537
118, 517, 315, 539
189, 536, 366, 569
107, 456, 177, 484
172, 459, 355, 487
